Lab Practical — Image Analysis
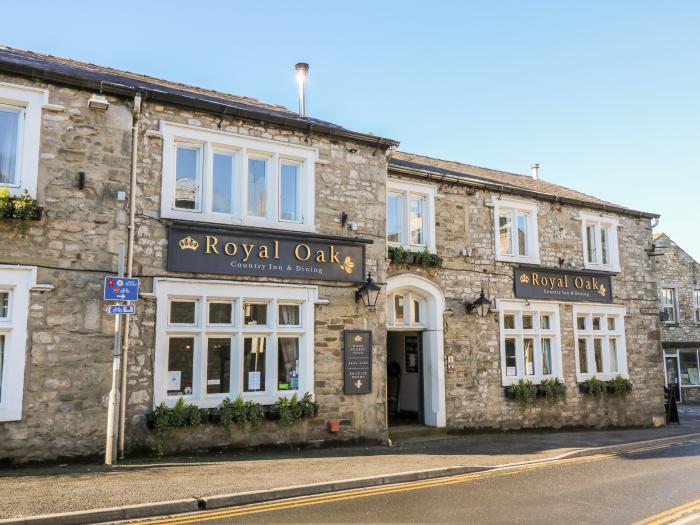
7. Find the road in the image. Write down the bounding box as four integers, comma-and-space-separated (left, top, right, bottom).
127, 440, 700, 525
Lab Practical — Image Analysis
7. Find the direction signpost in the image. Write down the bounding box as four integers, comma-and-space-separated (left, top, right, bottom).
104, 276, 140, 301
106, 304, 136, 315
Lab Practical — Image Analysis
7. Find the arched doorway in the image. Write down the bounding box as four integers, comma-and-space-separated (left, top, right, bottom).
386, 274, 446, 428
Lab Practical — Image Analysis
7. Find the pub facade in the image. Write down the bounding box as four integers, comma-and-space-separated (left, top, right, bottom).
0, 46, 665, 463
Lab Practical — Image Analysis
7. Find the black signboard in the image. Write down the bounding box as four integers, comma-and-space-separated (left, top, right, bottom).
168, 223, 366, 283
514, 267, 613, 303
344, 330, 372, 394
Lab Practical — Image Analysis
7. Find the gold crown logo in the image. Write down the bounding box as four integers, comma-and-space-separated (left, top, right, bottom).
178, 236, 199, 251
354, 335, 363, 343
519, 273, 530, 284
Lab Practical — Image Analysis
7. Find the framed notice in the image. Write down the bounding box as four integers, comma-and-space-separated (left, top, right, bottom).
344, 330, 372, 394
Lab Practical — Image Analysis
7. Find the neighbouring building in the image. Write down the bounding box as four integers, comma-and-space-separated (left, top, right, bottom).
653, 233, 700, 404
0, 46, 665, 464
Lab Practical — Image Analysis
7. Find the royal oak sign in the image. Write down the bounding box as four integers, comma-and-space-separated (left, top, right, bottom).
167, 224, 367, 283
513, 267, 613, 303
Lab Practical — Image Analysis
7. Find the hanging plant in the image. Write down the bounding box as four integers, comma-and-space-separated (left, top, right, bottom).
419, 248, 443, 268
581, 376, 608, 397
607, 376, 633, 396
504, 379, 538, 410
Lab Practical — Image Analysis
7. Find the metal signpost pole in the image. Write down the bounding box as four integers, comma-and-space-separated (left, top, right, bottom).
104, 243, 125, 466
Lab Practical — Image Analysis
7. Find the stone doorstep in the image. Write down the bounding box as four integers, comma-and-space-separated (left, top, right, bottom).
3, 432, 700, 525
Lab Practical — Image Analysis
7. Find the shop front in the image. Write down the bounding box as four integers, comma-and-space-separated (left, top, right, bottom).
663, 346, 700, 404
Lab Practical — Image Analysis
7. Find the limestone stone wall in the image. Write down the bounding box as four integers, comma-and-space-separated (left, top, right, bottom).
386, 174, 665, 429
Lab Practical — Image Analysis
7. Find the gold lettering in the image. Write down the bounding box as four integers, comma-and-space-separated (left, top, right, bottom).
330, 245, 341, 264
259, 245, 269, 259
316, 250, 326, 263
295, 244, 311, 261
242, 244, 254, 262
564, 275, 569, 288
224, 242, 237, 256
205, 236, 220, 255
557, 278, 564, 288
591, 277, 599, 291
273, 240, 279, 259
532, 272, 539, 286
585, 279, 592, 290
575, 276, 584, 289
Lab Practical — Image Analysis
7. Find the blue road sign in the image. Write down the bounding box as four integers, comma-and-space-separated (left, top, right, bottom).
106, 304, 136, 315
104, 276, 140, 301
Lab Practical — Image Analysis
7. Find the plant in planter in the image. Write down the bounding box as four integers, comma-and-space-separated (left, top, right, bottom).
152, 398, 202, 455
0, 188, 39, 221
607, 375, 632, 396
388, 246, 410, 265
505, 379, 538, 410
218, 396, 264, 439
538, 378, 566, 406
582, 376, 607, 397
271, 392, 315, 426
419, 248, 442, 269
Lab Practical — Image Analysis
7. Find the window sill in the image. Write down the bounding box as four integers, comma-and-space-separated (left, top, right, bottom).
388, 242, 436, 255
583, 263, 620, 274
502, 376, 562, 387
0, 408, 22, 422
161, 209, 315, 233
576, 373, 628, 383
495, 255, 540, 265
158, 391, 311, 409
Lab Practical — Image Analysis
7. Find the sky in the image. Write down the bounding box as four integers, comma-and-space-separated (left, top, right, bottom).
2, 1, 698, 258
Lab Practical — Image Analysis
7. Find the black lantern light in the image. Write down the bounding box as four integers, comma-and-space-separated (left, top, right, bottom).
466, 289, 492, 317
355, 272, 381, 309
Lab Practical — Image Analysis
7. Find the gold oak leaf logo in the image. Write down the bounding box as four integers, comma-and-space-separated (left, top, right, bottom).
178, 236, 199, 251
519, 273, 530, 284
355, 379, 363, 389
598, 284, 607, 297
339, 255, 355, 274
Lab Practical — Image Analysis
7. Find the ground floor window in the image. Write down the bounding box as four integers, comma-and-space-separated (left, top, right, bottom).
153, 279, 317, 407
497, 300, 561, 385
0, 266, 35, 422
678, 349, 700, 386
573, 304, 628, 381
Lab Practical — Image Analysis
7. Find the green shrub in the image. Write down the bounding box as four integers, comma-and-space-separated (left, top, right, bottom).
152, 398, 201, 454
388, 246, 409, 265
585, 376, 607, 397
506, 379, 538, 410
607, 376, 632, 396
218, 396, 264, 439
272, 393, 315, 426
539, 378, 566, 406
0, 188, 38, 221
419, 248, 442, 268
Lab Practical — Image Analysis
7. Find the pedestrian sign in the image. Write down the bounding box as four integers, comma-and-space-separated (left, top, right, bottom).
104, 276, 140, 301
106, 304, 136, 315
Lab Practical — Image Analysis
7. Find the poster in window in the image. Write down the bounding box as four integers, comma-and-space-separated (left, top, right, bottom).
167, 371, 181, 392
405, 337, 418, 374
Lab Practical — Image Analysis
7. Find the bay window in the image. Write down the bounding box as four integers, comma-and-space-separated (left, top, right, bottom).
491, 197, 539, 264
579, 213, 620, 272
153, 279, 316, 407
498, 300, 561, 384
573, 304, 628, 381
386, 179, 436, 252
161, 122, 317, 231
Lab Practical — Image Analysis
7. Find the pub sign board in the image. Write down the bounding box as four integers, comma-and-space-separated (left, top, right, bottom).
168, 224, 366, 283
344, 330, 372, 395
513, 267, 613, 303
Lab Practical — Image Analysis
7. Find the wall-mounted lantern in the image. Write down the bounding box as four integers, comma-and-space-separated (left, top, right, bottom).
465, 289, 492, 318
355, 272, 381, 309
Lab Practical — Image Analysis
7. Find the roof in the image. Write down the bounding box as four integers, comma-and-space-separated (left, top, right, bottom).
652, 233, 700, 265
0, 45, 398, 149
389, 151, 659, 219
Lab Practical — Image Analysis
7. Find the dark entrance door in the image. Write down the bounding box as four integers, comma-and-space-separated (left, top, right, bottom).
387, 331, 424, 426
665, 355, 681, 403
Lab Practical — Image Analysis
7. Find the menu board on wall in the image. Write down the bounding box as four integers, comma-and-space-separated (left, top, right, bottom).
344, 330, 372, 395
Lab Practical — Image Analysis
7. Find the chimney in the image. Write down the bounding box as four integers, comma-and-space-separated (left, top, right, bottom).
530, 163, 540, 180
295, 62, 309, 117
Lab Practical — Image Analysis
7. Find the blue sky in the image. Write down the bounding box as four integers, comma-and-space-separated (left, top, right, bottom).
3, 1, 698, 258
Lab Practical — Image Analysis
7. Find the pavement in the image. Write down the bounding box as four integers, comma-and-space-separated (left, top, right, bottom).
1, 406, 700, 524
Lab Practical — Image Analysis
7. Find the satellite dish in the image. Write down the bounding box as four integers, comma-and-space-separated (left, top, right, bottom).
660, 311, 670, 322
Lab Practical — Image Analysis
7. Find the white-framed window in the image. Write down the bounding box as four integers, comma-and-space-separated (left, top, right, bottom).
0, 82, 49, 198
497, 300, 561, 385
387, 291, 424, 329
573, 304, 628, 381
387, 179, 437, 253
661, 287, 678, 324
0, 265, 35, 422
490, 197, 539, 264
153, 278, 317, 407
579, 212, 620, 272
693, 289, 700, 325
160, 122, 317, 231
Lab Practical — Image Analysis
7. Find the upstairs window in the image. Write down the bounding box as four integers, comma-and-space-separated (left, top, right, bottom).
0, 106, 21, 186
579, 213, 620, 272
161, 122, 317, 231
574, 305, 627, 381
387, 180, 437, 253
491, 197, 539, 264
661, 287, 678, 324
694, 290, 700, 324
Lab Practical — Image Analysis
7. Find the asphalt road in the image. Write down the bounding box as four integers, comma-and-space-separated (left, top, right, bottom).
129, 440, 700, 525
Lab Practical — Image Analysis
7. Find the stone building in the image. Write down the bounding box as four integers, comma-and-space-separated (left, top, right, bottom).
0, 46, 665, 464
653, 233, 700, 404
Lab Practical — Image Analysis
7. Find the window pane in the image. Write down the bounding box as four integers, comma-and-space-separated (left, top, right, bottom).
167, 337, 194, 396
279, 304, 300, 326
170, 301, 196, 324
592, 317, 601, 330
0, 334, 4, 402
517, 212, 528, 256
175, 147, 200, 210
578, 338, 588, 373
387, 193, 403, 243
207, 338, 231, 394
208, 302, 232, 324
409, 195, 425, 245
586, 224, 597, 263
522, 314, 533, 330
0, 292, 8, 318
577, 316, 587, 330
212, 153, 234, 213
524, 338, 535, 375
0, 108, 20, 185
412, 299, 420, 324
244, 303, 267, 325
504, 314, 515, 329
607, 317, 616, 331
680, 350, 700, 386
394, 295, 404, 324
247, 158, 267, 217
505, 338, 517, 376
499, 212, 513, 255
601, 226, 609, 265
593, 338, 603, 373
243, 336, 266, 391
542, 338, 552, 375
278, 337, 299, 390
609, 338, 619, 374
280, 162, 300, 221
540, 314, 551, 330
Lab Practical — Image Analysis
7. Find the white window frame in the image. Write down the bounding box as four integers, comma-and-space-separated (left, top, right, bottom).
387, 291, 425, 330
0, 265, 36, 422
693, 289, 700, 325
660, 285, 679, 325
490, 197, 540, 264
573, 304, 628, 382
386, 179, 437, 253
579, 212, 620, 272
153, 278, 317, 408
0, 82, 49, 198
160, 122, 317, 232
497, 300, 561, 385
